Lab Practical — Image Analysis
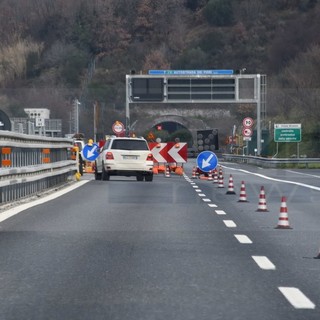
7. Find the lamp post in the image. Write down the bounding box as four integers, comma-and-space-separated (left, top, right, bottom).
74, 99, 81, 133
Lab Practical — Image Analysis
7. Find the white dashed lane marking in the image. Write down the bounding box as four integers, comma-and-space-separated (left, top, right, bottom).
279, 287, 315, 309
252, 256, 276, 270
186, 174, 317, 310
223, 220, 237, 228
215, 210, 227, 215
234, 234, 252, 244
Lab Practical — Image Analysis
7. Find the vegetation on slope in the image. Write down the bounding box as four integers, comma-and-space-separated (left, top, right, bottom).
0, 0, 319, 154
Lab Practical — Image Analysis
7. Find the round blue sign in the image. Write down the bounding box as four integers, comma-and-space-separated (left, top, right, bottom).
196, 151, 218, 172
82, 143, 100, 161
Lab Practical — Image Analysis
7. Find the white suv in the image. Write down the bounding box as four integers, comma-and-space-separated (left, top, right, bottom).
95, 136, 154, 181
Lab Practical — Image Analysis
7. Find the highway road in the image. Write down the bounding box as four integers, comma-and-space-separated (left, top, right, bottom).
0, 160, 320, 319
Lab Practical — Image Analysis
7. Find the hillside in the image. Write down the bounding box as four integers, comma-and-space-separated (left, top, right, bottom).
0, 0, 320, 154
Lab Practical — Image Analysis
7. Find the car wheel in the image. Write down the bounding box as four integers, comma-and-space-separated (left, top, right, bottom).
136, 174, 144, 181
102, 166, 110, 181
94, 162, 102, 180
145, 174, 153, 182
79, 156, 84, 176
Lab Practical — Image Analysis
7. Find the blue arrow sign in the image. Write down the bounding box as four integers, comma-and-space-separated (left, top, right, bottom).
196, 151, 218, 172
148, 70, 234, 75
82, 143, 100, 161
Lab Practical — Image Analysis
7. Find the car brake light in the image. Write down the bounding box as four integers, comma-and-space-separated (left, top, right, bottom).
106, 152, 114, 160
147, 153, 153, 161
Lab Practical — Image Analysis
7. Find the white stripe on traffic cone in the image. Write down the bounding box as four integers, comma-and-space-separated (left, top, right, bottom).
226, 174, 236, 194
213, 169, 218, 183
238, 181, 248, 202
275, 196, 292, 229
165, 165, 171, 178
191, 166, 197, 179
256, 186, 268, 212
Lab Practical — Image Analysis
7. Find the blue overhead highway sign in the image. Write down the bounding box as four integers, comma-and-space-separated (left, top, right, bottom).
148, 70, 234, 75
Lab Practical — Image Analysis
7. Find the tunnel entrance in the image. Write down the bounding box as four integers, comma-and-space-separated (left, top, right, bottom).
150, 121, 193, 147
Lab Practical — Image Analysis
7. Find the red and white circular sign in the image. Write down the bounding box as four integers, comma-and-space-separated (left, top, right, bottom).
112, 121, 125, 134
242, 127, 253, 137
243, 117, 254, 128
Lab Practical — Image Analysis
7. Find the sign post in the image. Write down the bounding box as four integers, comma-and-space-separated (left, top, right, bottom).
242, 117, 254, 156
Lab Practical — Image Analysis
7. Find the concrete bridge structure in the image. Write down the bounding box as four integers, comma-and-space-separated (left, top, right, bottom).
129, 104, 233, 150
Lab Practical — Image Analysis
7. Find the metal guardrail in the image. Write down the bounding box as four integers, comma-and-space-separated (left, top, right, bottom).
222, 154, 320, 168
0, 131, 77, 204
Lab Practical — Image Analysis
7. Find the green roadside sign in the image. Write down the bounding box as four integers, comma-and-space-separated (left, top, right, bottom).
274, 124, 301, 142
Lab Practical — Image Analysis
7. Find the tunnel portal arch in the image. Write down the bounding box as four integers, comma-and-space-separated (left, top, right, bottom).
135, 114, 208, 148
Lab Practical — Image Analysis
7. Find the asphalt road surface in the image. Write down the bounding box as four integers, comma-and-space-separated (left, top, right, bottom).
0, 160, 319, 319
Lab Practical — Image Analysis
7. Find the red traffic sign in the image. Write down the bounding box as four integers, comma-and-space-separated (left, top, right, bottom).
242, 127, 253, 137
112, 121, 125, 134
243, 117, 254, 128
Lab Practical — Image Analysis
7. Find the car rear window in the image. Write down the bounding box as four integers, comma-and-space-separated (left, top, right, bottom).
111, 139, 149, 151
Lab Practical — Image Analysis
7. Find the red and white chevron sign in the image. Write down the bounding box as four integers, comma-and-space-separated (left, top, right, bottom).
149, 142, 187, 163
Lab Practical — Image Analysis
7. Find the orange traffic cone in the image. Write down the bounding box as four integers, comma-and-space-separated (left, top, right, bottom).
153, 165, 159, 174
213, 169, 218, 183
191, 166, 197, 179
314, 249, 320, 259
226, 174, 236, 194
238, 181, 248, 202
218, 171, 224, 188
158, 164, 166, 173
175, 166, 183, 176
165, 165, 171, 178
275, 196, 292, 229
256, 186, 268, 211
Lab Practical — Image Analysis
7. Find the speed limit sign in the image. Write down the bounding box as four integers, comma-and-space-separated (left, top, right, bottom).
112, 121, 125, 134
243, 117, 254, 128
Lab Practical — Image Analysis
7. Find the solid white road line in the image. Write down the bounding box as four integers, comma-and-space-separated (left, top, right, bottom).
223, 220, 237, 227
278, 287, 315, 309
234, 234, 253, 244
252, 256, 276, 270
215, 210, 227, 215
0, 181, 90, 223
